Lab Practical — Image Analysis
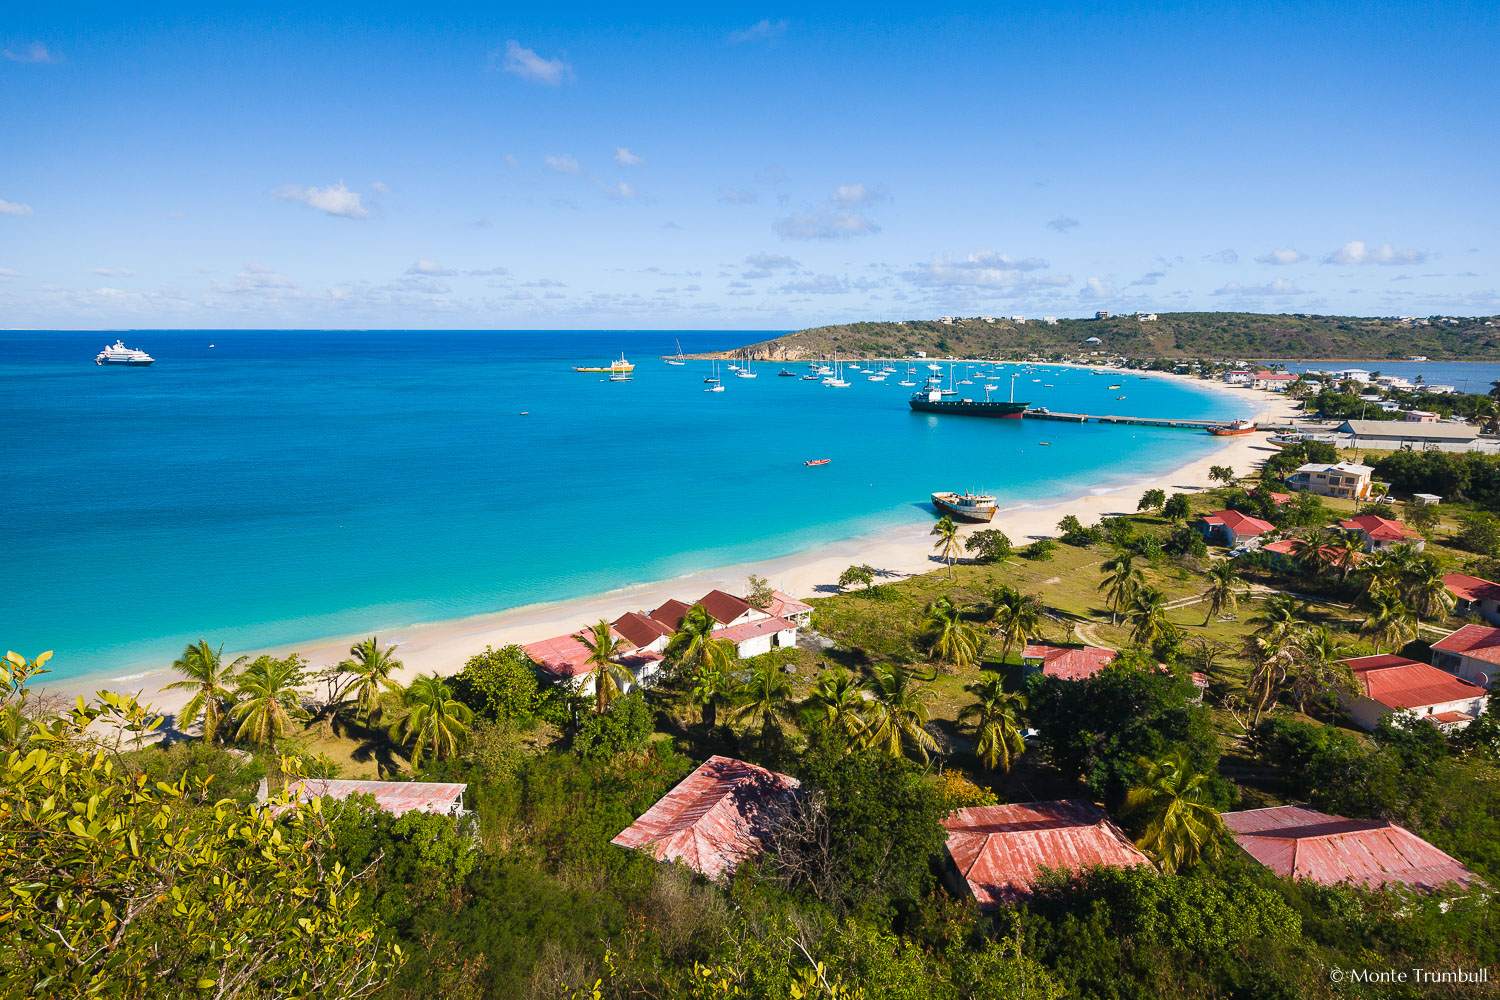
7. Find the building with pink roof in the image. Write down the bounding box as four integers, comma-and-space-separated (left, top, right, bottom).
268, 778, 468, 818
1223, 805, 1479, 893
1196, 509, 1275, 547
1339, 653, 1487, 731
1431, 623, 1500, 688
1338, 514, 1425, 553
1021, 642, 1118, 682
1443, 574, 1500, 626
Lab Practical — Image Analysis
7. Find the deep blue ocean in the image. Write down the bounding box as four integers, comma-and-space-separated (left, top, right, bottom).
4, 330, 1259, 683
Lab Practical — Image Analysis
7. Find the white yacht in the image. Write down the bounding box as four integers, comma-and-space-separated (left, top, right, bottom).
94, 339, 154, 366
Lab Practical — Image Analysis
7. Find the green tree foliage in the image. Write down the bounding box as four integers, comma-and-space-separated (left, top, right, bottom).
450, 644, 557, 726
860, 664, 939, 763
338, 635, 402, 721
395, 673, 474, 767
802, 670, 865, 740
920, 595, 982, 670
735, 660, 797, 752
1022, 537, 1058, 561
1057, 514, 1104, 546
0, 655, 402, 998
964, 528, 1013, 563
163, 639, 244, 743
744, 573, 774, 609
1027, 664, 1223, 810
989, 586, 1044, 664
665, 603, 735, 677
1162, 493, 1191, 522
571, 689, 653, 761
573, 619, 633, 714
960, 674, 1027, 772
1124, 748, 1226, 873
1098, 550, 1143, 625
688, 660, 735, 729
837, 563, 876, 590
930, 515, 962, 578
231, 653, 309, 776
1200, 559, 1245, 625
1137, 488, 1166, 513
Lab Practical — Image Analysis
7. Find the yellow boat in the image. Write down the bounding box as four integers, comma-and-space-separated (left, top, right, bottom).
573, 353, 635, 373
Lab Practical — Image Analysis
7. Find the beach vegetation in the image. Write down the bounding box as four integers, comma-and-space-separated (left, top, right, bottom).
1098, 549, 1144, 625
572, 688, 653, 762
1161, 493, 1191, 522
1200, 559, 1246, 625
1137, 488, 1166, 513
687, 660, 735, 730
735, 660, 797, 754
988, 585, 1044, 665
959, 674, 1027, 772
920, 594, 983, 670
744, 573, 774, 609
163, 638, 245, 743
1022, 537, 1057, 560
1057, 513, 1104, 546
859, 664, 940, 764
836, 563, 876, 590
665, 604, 734, 677
801, 669, 865, 740
930, 516, 962, 577
964, 528, 1012, 562
573, 619, 633, 714
1123, 748, 1226, 873
451, 643, 558, 726
339, 635, 403, 722
231, 653, 310, 783
394, 672, 473, 767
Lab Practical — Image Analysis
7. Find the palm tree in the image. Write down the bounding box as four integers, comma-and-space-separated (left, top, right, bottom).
931, 515, 962, 579
990, 587, 1043, 665
1208, 464, 1235, 497
1125, 586, 1173, 648
1098, 550, 1144, 625
665, 604, 734, 677
163, 639, 244, 743
1330, 532, 1365, 582
860, 665, 939, 764
574, 619, 634, 714
1288, 626, 1356, 712
735, 661, 796, 751
1249, 593, 1304, 643
1124, 748, 1225, 874
921, 595, 983, 670
688, 661, 734, 730
959, 674, 1027, 772
1240, 634, 1291, 725
1403, 561, 1456, 622
1201, 560, 1246, 625
803, 670, 865, 740
231, 656, 309, 784
339, 636, 402, 721
1287, 532, 1332, 578
1359, 588, 1417, 654
395, 673, 473, 767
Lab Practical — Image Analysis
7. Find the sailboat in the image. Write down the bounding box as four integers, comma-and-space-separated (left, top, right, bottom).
898, 362, 917, 387
665, 339, 686, 365
736, 354, 757, 378
703, 360, 721, 385
824, 352, 850, 387
958, 364, 974, 386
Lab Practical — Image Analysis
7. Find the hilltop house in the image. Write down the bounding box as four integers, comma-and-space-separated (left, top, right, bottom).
1260, 537, 1362, 575
610, 756, 799, 879
1221, 805, 1479, 892
1443, 574, 1500, 625
940, 801, 1151, 909
266, 778, 468, 818
1339, 653, 1487, 731
1196, 509, 1275, 548
1283, 461, 1373, 500
1338, 514, 1424, 553
1021, 642, 1117, 681
1430, 624, 1500, 687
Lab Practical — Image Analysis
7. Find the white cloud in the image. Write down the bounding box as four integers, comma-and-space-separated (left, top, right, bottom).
273, 180, 369, 219
603, 180, 641, 201
2, 42, 58, 63
1213, 277, 1303, 297
1326, 240, 1427, 266
1046, 216, 1079, 233
503, 154, 518, 168
1255, 247, 1307, 265
0, 199, 34, 217
831, 183, 885, 207
1128, 271, 1166, 287
90, 267, 135, 277
465, 266, 510, 277
407, 259, 456, 276
745, 253, 799, 271
906, 251, 1059, 290
1203, 248, 1239, 264
544, 154, 581, 175
728, 19, 788, 44
778, 275, 848, 294
757, 165, 786, 184
614, 147, 644, 166
0, 267, 18, 279
720, 187, 758, 205
371, 181, 391, 194
495, 40, 571, 86
1079, 277, 1113, 300
774, 208, 880, 240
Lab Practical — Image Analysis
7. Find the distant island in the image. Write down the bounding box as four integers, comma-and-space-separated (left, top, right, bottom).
711, 312, 1500, 362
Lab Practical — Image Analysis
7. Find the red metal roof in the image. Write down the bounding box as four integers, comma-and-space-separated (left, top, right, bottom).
1431, 623, 1500, 666
1202, 509, 1274, 536
1339, 514, 1420, 542
279, 778, 466, 817
942, 800, 1150, 908
610, 755, 800, 879
1260, 538, 1363, 565
698, 589, 753, 625
713, 615, 796, 645
764, 590, 814, 619
649, 599, 692, 631
1443, 573, 1500, 604
613, 611, 675, 648
524, 627, 633, 679
1222, 805, 1480, 892
1021, 643, 1117, 682
1342, 654, 1485, 709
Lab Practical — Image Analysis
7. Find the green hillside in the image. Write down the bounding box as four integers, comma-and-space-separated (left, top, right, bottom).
710, 312, 1500, 362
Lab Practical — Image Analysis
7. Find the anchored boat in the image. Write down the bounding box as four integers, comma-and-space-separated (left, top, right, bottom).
1208, 420, 1257, 436
574, 353, 634, 373
931, 491, 997, 522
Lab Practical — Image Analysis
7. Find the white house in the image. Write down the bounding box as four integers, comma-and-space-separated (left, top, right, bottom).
1339, 654, 1488, 732
1284, 461, 1374, 500
1338, 514, 1425, 553
1094, 310, 1111, 320
1336, 368, 1372, 383
1042, 317, 1058, 325
1431, 623, 1500, 687
1251, 371, 1298, 392
1010, 315, 1026, 324
1443, 575, 1500, 626
1136, 313, 1158, 322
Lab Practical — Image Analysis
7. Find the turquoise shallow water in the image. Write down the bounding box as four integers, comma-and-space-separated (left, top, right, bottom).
3, 331, 1255, 682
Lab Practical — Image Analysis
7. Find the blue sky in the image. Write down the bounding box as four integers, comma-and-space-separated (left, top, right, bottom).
2, 2, 1497, 329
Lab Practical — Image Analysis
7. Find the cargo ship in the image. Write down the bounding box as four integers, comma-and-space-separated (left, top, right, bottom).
908, 376, 1027, 417
931, 491, 998, 522
574, 353, 635, 373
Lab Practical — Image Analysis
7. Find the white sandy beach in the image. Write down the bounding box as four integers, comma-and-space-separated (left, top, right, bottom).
45, 370, 1301, 719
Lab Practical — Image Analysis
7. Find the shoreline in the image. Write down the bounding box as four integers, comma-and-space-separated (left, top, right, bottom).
39, 369, 1298, 720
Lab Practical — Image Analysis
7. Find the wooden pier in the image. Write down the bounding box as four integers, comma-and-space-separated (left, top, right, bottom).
1023, 409, 1234, 431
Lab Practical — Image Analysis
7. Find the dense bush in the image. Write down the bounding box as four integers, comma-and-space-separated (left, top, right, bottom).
450, 644, 562, 726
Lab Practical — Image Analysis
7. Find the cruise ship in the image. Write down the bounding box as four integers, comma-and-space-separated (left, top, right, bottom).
94, 340, 155, 366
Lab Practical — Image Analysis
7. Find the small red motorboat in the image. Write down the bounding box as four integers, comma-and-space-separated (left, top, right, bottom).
804, 459, 831, 466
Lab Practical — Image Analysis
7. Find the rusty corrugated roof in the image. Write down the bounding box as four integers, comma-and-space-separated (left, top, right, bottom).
942, 800, 1150, 908
698, 589, 753, 624
610, 755, 800, 879
279, 778, 466, 817
1022, 643, 1116, 682
764, 590, 813, 619
1442, 574, 1500, 604
649, 599, 693, 631
1223, 805, 1480, 892
713, 615, 795, 644
613, 611, 674, 648
1431, 623, 1500, 666
524, 627, 633, 678
1342, 654, 1485, 710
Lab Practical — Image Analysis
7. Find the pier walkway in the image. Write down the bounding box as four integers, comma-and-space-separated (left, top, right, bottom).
1023, 409, 1236, 431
